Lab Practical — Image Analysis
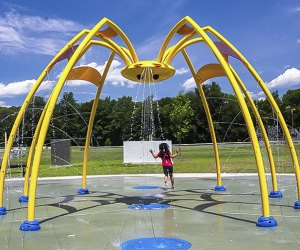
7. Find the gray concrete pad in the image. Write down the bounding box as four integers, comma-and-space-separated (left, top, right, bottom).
1, 174, 300, 249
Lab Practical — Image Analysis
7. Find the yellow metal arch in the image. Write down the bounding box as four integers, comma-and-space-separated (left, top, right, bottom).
157, 17, 188, 62
98, 19, 139, 63
183, 16, 271, 217
229, 66, 279, 192
0, 29, 89, 208
22, 94, 52, 197
182, 50, 222, 188
19, 37, 132, 201
188, 62, 279, 193
203, 26, 299, 199
158, 24, 222, 190
25, 18, 110, 222
81, 52, 115, 190
158, 16, 280, 216
5, 16, 294, 230
161, 21, 286, 197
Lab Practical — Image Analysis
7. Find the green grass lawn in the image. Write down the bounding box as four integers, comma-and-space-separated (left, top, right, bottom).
7, 143, 300, 177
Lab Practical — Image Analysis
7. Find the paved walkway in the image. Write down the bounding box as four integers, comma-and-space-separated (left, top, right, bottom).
1, 174, 300, 249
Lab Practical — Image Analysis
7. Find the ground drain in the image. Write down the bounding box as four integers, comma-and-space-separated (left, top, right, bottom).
128, 203, 169, 210
120, 237, 191, 249
133, 185, 160, 190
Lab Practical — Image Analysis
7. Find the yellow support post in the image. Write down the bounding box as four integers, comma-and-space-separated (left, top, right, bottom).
90, 40, 131, 65
20, 18, 109, 231
164, 33, 196, 64
230, 66, 280, 196
79, 52, 115, 194
106, 19, 139, 63
19, 94, 52, 202
162, 32, 280, 196
21, 41, 117, 201
0, 30, 89, 212
206, 26, 300, 204
181, 49, 223, 190
184, 16, 275, 225
157, 17, 188, 62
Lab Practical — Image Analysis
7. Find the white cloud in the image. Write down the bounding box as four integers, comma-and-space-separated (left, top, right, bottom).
66, 80, 91, 87
0, 11, 82, 55
0, 58, 144, 100
175, 67, 189, 75
1, 11, 81, 33
250, 91, 265, 100
250, 68, 300, 100
297, 39, 300, 44
182, 77, 196, 90
267, 68, 300, 89
182, 77, 211, 90
0, 79, 55, 98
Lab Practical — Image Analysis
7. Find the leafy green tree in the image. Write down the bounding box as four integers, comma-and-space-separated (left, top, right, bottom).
2, 85, 299, 146
170, 91, 194, 143
107, 96, 134, 145
282, 89, 300, 128
256, 90, 284, 130
53, 92, 82, 145
180, 90, 205, 143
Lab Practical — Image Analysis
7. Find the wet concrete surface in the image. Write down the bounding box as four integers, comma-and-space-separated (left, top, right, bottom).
1, 174, 300, 249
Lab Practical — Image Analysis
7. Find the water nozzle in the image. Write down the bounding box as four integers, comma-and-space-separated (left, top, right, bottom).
153, 74, 159, 80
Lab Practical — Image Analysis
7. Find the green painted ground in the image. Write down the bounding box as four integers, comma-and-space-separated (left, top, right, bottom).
7, 143, 300, 177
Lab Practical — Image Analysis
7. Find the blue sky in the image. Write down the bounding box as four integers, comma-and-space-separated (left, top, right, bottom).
0, 0, 300, 107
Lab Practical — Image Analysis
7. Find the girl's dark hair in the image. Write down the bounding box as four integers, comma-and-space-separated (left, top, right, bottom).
159, 143, 170, 159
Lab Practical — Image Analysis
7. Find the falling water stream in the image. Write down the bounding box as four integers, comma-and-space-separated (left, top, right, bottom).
130, 68, 164, 142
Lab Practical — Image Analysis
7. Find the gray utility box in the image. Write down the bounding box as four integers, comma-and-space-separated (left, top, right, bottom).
51, 139, 71, 166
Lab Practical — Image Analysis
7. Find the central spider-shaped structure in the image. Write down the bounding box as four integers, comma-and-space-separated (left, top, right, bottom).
0, 16, 299, 231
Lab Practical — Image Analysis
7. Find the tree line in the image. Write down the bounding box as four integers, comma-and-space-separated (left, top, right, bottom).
0, 82, 299, 147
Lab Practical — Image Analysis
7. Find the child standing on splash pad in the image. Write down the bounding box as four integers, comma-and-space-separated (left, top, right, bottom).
150, 143, 179, 189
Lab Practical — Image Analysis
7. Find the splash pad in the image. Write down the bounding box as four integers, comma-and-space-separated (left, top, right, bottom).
0, 15, 299, 241
1, 174, 300, 249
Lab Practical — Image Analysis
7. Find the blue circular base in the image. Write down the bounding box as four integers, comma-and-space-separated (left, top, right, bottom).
269, 190, 283, 198
294, 201, 300, 209
120, 237, 191, 250
128, 203, 170, 210
77, 188, 89, 195
0, 206, 7, 215
19, 220, 40, 231
214, 185, 226, 192
133, 185, 160, 190
19, 195, 29, 203
256, 216, 277, 227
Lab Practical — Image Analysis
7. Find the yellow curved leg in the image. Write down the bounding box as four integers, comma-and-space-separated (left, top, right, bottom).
206, 26, 299, 201
22, 94, 52, 198
230, 66, 279, 193
157, 17, 188, 62
22, 38, 129, 200
157, 25, 279, 195
22, 42, 117, 200
181, 49, 222, 188
0, 30, 88, 209
24, 18, 108, 225
185, 17, 271, 218
106, 19, 139, 63
81, 52, 115, 191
